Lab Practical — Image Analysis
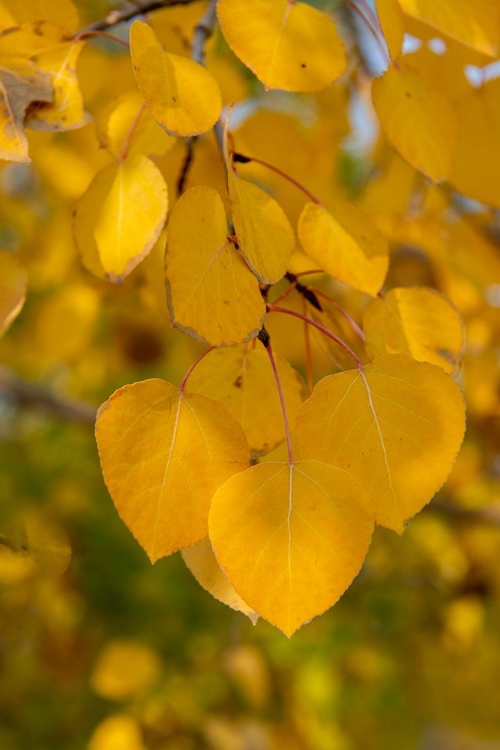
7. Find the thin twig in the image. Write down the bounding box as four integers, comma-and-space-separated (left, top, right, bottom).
0, 367, 97, 425
77, 0, 198, 35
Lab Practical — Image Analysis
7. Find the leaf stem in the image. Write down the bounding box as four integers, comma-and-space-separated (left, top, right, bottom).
261, 333, 294, 466
267, 304, 364, 370
302, 298, 314, 396
179, 346, 215, 393
73, 30, 130, 47
232, 152, 321, 205
309, 288, 366, 340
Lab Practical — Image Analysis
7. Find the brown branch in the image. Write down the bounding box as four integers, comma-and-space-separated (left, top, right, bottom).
77, 0, 199, 35
0, 367, 97, 425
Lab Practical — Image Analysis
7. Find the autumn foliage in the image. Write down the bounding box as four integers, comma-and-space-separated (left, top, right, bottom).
1, 0, 500, 744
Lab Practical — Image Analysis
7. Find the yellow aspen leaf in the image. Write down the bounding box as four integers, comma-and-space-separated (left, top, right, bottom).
26, 40, 89, 131
130, 20, 222, 137
217, 0, 346, 92
1, 0, 79, 33
90, 154, 168, 283
0, 20, 68, 58
363, 287, 465, 375
95, 379, 249, 563
228, 167, 294, 284
449, 79, 500, 208
100, 90, 175, 160
0, 58, 52, 162
0, 8, 16, 32
375, 0, 405, 61
90, 639, 162, 700
398, 0, 500, 58
182, 539, 258, 624
298, 201, 389, 296
188, 346, 305, 455
166, 186, 265, 346
0, 253, 27, 335
209, 460, 374, 637
296, 355, 466, 533
372, 62, 457, 182
88, 715, 145, 750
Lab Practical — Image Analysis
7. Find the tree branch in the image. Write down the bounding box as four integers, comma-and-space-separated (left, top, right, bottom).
0, 367, 97, 425
78, 0, 199, 34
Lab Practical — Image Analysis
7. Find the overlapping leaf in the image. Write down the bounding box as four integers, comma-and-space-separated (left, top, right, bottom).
217, 0, 346, 91
188, 345, 305, 455
0, 254, 27, 335
0, 0, 79, 33
0, 58, 52, 162
372, 62, 457, 182
209, 460, 373, 636
449, 78, 500, 208
166, 186, 265, 345
398, 0, 500, 57
182, 539, 258, 624
96, 379, 250, 563
364, 287, 465, 374
26, 40, 88, 131
298, 201, 389, 296
296, 354, 466, 533
228, 167, 295, 284
75, 154, 168, 283
100, 90, 175, 160
130, 20, 222, 137
375, 0, 404, 61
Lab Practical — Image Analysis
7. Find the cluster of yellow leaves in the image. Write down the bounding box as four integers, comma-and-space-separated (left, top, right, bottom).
5, 0, 498, 636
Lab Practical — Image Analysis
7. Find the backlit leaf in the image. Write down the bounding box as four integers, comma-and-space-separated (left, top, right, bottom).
296, 354, 466, 533
375, 0, 404, 61
0, 254, 27, 335
449, 79, 500, 208
217, 0, 347, 92
182, 539, 258, 624
298, 201, 389, 296
26, 40, 88, 131
372, 62, 457, 182
0, 58, 52, 162
187, 345, 305, 455
96, 379, 249, 562
209, 460, 374, 636
228, 167, 295, 284
88, 154, 168, 283
166, 186, 265, 345
363, 287, 465, 374
398, 0, 500, 57
130, 20, 222, 137
101, 90, 175, 160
